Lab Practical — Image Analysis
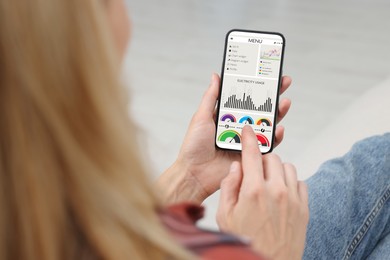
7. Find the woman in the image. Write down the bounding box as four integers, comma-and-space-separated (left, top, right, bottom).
3, 0, 390, 259
0, 0, 189, 258
0, 0, 308, 259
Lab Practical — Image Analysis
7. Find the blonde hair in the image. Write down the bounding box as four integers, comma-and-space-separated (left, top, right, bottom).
0, 0, 190, 259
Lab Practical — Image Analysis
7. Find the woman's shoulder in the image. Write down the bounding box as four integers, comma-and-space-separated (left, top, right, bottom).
159, 203, 265, 260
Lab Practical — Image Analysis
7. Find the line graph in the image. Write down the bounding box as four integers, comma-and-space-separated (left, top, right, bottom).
260, 45, 282, 60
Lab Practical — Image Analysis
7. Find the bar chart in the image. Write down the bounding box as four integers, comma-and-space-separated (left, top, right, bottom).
223, 92, 273, 113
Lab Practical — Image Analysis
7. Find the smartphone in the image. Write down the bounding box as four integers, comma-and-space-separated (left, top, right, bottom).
215, 29, 285, 153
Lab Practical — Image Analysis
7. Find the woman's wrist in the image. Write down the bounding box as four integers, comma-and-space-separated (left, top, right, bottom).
156, 160, 207, 205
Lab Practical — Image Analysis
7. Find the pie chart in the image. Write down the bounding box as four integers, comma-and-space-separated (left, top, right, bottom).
256, 118, 272, 127
221, 114, 236, 123
239, 116, 254, 125
256, 134, 270, 147
218, 130, 241, 143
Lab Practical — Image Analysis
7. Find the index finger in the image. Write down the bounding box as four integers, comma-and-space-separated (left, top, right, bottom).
240, 126, 264, 189
197, 73, 220, 117
279, 76, 292, 95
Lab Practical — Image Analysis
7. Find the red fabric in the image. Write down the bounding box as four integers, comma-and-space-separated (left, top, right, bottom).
160, 203, 265, 260
201, 244, 263, 260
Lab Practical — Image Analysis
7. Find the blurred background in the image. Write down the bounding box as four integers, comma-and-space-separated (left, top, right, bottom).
123, 0, 390, 228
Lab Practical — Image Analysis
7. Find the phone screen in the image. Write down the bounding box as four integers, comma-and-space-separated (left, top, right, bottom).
215, 30, 285, 153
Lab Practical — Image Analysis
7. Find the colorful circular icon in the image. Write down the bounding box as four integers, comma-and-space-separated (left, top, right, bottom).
256, 134, 270, 147
256, 118, 272, 126
221, 114, 236, 123
239, 116, 254, 125
218, 130, 241, 144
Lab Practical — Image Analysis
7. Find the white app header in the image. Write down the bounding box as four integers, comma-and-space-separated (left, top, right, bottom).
228, 31, 283, 45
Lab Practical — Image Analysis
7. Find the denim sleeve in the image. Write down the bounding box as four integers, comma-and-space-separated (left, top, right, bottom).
303, 133, 390, 260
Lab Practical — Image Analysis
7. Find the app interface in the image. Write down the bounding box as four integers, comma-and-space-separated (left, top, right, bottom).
216, 31, 284, 153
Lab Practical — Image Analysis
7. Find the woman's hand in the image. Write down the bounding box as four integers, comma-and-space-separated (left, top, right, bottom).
157, 74, 292, 204
217, 126, 309, 260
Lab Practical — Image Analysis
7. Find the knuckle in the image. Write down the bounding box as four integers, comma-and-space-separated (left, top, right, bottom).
274, 187, 288, 203
284, 161, 295, 168
242, 185, 263, 199
289, 197, 300, 209
284, 164, 298, 180
265, 153, 281, 162
284, 162, 297, 173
